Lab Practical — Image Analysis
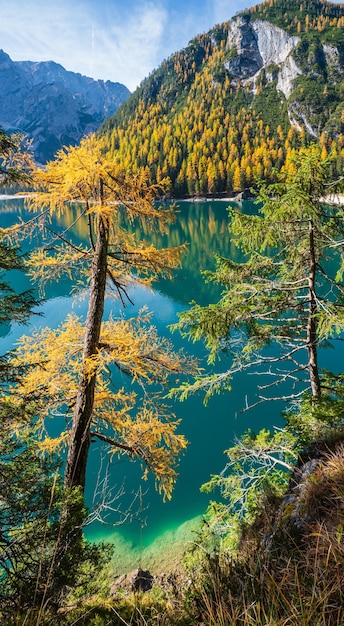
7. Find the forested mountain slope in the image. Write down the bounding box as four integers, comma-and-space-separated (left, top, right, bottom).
100, 0, 344, 196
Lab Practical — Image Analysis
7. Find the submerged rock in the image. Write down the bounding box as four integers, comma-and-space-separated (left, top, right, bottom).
131, 568, 154, 592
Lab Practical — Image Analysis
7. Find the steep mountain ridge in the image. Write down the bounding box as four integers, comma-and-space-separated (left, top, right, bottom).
0, 50, 130, 163
100, 0, 344, 196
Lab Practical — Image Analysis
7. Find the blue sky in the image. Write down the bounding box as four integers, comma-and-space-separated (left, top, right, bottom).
2, 0, 342, 91
0, 0, 257, 91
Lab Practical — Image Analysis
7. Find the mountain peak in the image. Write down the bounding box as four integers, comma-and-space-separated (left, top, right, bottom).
99, 0, 344, 197
0, 51, 130, 163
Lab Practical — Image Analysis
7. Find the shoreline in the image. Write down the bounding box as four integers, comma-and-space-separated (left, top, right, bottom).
88, 515, 203, 578
1, 192, 343, 204
0, 191, 250, 202
0, 193, 30, 200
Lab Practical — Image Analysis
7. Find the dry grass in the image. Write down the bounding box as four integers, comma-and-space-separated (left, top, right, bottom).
177, 442, 344, 626
4, 443, 344, 625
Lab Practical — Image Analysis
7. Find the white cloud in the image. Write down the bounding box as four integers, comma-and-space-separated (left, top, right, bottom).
95, 2, 168, 89
0, 1, 92, 68
212, 0, 250, 24
0, 0, 168, 90
2, 0, 343, 96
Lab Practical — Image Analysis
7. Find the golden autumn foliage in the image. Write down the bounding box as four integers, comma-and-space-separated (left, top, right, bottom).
4, 134, 195, 503
99, 0, 344, 197
251, 0, 344, 32
11, 312, 193, 500
102, 57, 344, 196
12, 135, 185, 298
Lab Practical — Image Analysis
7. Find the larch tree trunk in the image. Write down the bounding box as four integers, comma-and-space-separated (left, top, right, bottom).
64, 213, 109, 492
306, 218, 321, 398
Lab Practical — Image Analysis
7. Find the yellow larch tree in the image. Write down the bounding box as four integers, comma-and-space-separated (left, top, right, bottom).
6, 134, 196, 530
12, 312, 190, 502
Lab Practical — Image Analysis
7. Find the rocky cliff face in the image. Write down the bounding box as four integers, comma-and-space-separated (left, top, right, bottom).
0, 50, 130, 163
224, 16, 301, 92
222, 14, 343, 136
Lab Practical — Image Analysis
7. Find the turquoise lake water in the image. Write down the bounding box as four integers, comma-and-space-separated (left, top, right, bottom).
1, 196, 343, 562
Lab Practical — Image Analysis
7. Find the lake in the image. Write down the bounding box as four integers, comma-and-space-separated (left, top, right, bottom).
1, 196, 342, 569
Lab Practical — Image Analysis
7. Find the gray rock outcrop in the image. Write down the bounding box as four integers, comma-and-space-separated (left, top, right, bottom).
224, 16, 301, 95
221, 14, 344, 137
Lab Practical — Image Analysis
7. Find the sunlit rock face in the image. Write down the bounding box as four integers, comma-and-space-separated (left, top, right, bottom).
252, 20, 300, 66
224, 16, 301, 94
225, 16, 264, 79
222, 14, 344, 136
0, 49, 130, 163
276, 56, 302, 99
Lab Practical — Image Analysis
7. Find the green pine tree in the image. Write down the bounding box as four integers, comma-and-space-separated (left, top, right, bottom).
175, 145, 344, 407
